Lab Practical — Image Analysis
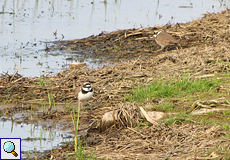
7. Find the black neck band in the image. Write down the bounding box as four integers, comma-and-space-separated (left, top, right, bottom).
82, 88, 93, 94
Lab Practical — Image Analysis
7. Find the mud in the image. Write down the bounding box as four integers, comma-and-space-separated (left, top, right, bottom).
1, 9, 230, 159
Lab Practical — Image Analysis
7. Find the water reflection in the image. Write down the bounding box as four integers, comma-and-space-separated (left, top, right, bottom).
0, 0, 229, 77
0, 117, 73, 152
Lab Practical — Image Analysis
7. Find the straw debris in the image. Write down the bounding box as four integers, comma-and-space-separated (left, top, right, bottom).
1, 9, 230, 159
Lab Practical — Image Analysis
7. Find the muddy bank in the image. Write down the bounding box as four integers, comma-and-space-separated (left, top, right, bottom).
1, 9, 230, 105
1, 9, 230, 159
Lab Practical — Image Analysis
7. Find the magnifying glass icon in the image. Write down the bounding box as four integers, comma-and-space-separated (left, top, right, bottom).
3, 141, 18, 157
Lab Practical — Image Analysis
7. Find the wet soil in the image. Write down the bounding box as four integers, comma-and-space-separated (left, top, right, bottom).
1, 9, 230, 159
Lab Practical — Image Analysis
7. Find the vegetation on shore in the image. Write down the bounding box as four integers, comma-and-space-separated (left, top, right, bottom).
1, 9, 230, 159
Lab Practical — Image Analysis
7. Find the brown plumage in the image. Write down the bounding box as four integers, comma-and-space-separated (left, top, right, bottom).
154, 31, 179, 50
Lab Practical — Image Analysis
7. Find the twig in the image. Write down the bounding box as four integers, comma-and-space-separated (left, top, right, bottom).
127, 127, 147, 138
78, 121, 96, 131
10, 65, 19, 82
132, 55, 142, 66
139, 107, 159, 125
41, 68, 49, 77
11, 77, 24, 83
196, 101, 212, 109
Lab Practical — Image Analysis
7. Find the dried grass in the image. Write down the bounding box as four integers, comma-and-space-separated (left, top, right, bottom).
1, 9, 230, 159
92, 123, 227, 159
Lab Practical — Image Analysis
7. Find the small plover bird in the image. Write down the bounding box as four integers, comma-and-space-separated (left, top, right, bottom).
153, 31, 179, 51
78, 82, 94, 102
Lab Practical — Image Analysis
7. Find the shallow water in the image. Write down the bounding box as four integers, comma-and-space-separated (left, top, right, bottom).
0, 115, 74, 157
1, 0, 230, 156
0, 0, 229, 77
